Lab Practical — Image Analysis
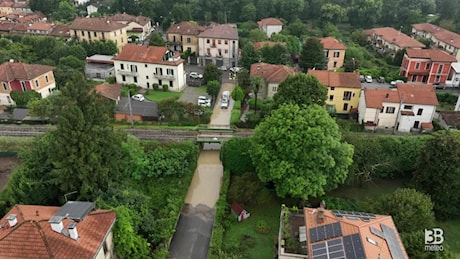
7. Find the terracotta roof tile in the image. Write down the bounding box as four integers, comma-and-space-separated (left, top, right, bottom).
412, 23, 460, 49
28, 22, 53, 31
397, 83, 439, 106
0, 204, 116, 259
94, 83, 122, 101
308, 70, 361, 88
257, 18, 283, 26
108, 13, 151, 26
363, 88, 400, 108
405, 48, 457, 62
320, 37, 347, 50
69, 17, 126, 32
166, 21, 205, 35
364, 27, 425, 48
0, 62, 55, 82
253, 41, 286, 51
250, 62, 296, 83
113, 44, 184, 66
198, 24, 238, 40
49, 24, 70, 37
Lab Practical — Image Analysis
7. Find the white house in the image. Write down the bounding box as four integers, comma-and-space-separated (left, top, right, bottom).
113, 44, 186, 92
359, 83, 438, 132
446, 62, 460, 87
257, 18, 283, 38
74, 0, 89, 6
197, 24, 239, 67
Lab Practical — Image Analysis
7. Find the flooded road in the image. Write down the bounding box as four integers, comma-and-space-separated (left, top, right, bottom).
209, 83, 236, 127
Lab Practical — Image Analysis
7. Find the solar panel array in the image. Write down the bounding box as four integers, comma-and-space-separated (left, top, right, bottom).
343, 233, 366, 259
311, 237, 346, 259
310, 222, 343, 243
370, 224, 406, 259
331, 210, 377, 222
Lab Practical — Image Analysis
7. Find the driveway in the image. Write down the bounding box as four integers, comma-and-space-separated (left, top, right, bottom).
209, 83, 235, 128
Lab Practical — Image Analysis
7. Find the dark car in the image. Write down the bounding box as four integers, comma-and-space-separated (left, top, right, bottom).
360, 75, 365, 83
377, 77, 385, 83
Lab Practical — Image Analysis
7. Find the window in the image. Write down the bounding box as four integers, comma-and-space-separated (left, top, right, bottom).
417, 108, 423, 115
145, 64, 148, 68
147, 82, 150, 88
404, 105, 413, 109
169, 80, 173, 87
21, 81, 26, 91
120, 64, 124, 70
413, 121, 420, 128
333, 61, 337, 68
212, 39, 216, 46
333, 51, 340, 58
130, 65, 138, 72
343, 91, 352, 101
206, 48, 210, 56
435, 75, 440, 82
167, 69, 174, 75
386, 107, 395, 113
146, 75, 149, 79
122, 75, 126, 82
94, 31, 97, 37
225, 40, 228, 45
218, 49, 222, 56
415, 62, 420, 69
366, 237, 378, 246
380, 106, 384, 113
218, 40, 221, 44
35, 79, 39, 87
225, 50, 228, 54
330, 87, 335, 91
207, 39, 210, 44
45, 75, 49, 82
6, 96, 11, 104
324, 50, 329, 57
114, 31, 116, 36
438, 64, 443, 73
158, 79, 162, 86
81, 31, 85, 36
425, 63, 430, 69
343, 103, 348, 111
412, 75, 417, 81
272, 86, 277, 93
133, 76, 137, 83
329, 95, 334, 101
187, 47, 192, 53
2, 82, 7, 91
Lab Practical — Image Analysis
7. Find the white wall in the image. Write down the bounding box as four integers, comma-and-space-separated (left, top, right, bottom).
36, 83, 56, 98
263, 25, 282, 38
198, 37, 238, 67
0, 93, 14, 106
377, 102, 399, 128
398, 103, 436, 132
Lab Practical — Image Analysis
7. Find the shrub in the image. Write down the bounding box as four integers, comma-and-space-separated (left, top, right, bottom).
254, 220, 271, 234
221, 137, 255, 175
162, 84, 169, 91
153, 83, 159, 91
227, 172, 264, 206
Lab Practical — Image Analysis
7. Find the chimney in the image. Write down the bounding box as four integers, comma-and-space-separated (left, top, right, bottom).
6, 214, 17, 227
386, 93, 389, 99
317, 208, 325, 224
68, 223, 79, 240
320, 200, 326, 209
48, 216, 64, 233
36, 210, 39, 216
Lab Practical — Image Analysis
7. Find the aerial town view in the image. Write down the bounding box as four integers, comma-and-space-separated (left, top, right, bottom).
0, 0, 458, 258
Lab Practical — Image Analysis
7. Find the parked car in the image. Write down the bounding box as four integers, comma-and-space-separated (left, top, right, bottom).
360, 75, 365, 83
433, 83, 446, 89
221, 90, 230, 109
390, 79, 405, 87
189, 72, 203, 79
365, 75, 373, 83
229, 67, 241, 73
131, 94, 145, 101
218, 65, 227, 71
377, 76, 385, 83
198, 96, 211, 107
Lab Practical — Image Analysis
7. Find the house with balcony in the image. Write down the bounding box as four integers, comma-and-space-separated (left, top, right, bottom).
412, 23, 460, 62
358, 83, 438, 132
277, 205, 408, 259
0, 201, 116, 258
250, 62, 296, 99
85, 54, 115, 81
0, 61, 56, 106
257, 18, 283, 38
166, 21, 205, 55
113, 44, 186, 92
197, 24, 239, 67
308, 70, 361, 116
107, 13, 152, 43
321, 37, 347, 71
364, 27, 425, 57
400, 48, 456, 84
69, 17, 128, 51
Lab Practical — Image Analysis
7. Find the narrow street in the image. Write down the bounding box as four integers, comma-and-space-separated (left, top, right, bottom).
168, 82, 235, 259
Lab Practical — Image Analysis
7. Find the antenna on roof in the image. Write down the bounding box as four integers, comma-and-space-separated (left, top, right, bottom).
64, 191, 78, 202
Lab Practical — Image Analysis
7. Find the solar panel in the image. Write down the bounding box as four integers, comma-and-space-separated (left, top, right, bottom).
370, 226, 384, 237
312, 242, 326, 250
343, 233, 366, 259
310, 227, 319, 243
332, 210, 378, 220
328, 237, 343, 246
360, 217, 370, 222
333, 222, 343, 237
329, 245, 343, 252
335, 214, 343, 218
318, 226, 326, 241
53, 201, 95, 221
312, 238, 346, 259
380, 224, 406, 259
329, 251, 346, 259
326, 223, 334, 237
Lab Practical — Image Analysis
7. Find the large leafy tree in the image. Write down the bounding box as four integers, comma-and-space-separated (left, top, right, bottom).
240, 43, 260, 70
250, 104, 354, 199
299, 37, 326, 72
250, 76, 265, 114
203, 63, 222, 84
259, 43, 290, 65
320, 3, 347, 24
206, 80, 221, 102
348, 0, 383, 27
53, 0, 77, 23
10, 90, 41, 108
413, 132, 460, 219
273, 73, 327, 108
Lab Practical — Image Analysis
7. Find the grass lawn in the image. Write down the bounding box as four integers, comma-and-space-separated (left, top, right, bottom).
145, 90, 181, 102
193, 86, 208, 95
437, 219, 460, 258
223, 191, 281, 259
328, 178, 406, 200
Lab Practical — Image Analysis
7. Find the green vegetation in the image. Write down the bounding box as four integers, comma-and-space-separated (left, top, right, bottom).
436, 92, 458, 111
230, 100, 241, 124
0, 137, 34, 152
144, 90, 181, 102
437, 219, 460, 258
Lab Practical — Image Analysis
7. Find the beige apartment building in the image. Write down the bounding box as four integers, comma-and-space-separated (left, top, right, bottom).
69, 17, 128, 50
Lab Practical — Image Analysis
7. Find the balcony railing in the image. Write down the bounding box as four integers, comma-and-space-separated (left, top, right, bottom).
155, 73, 175, 79
117, 69, 138, 76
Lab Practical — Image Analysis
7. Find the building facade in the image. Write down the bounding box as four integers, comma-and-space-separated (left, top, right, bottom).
107, 13, 152, 43
250, 62, 296, 99
197, 24, 239, 67
69, 17, 128, 50
257, 18, 283, 38
321, 37, 347, 71
166, 21, 205, 54
412, 23, 460, 62
364, 27, 425, 57
113, 44, 186, 92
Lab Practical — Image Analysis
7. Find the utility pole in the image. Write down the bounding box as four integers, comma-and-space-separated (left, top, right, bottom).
127, 90, 134, 128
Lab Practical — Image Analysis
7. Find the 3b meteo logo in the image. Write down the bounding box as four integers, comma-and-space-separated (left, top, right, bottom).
425, 228, 444, 252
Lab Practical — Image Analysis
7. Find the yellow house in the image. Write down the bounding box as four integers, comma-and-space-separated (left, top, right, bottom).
69, 17, 128, 51
320, 37, 347, 71
308, 70, 361, 115
166, 21, 205, 54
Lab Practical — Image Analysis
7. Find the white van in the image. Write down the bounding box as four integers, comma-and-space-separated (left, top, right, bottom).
221, 90, 230, 109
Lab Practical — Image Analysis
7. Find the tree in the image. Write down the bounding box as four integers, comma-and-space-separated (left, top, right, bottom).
148, 32, 166, 46
240, 3, 257, 21
348, 0, 383, 27
270, 34, 301, 55
171, 3, 192, 22
206, 80, 221, 101
401, 230, 454, 259
248, 29, 266, 42
221, 137, 255, 175
413, 132, 460, 219
250, 76, 265, 114
240, 43, 260, 70
320, 3, 347, 24
231, 85, 245, 103
250, 104, 353, 199
259, 43, 290, 65
10, 90, 41, 108
53, 0, 77, 23
203, 63, 222, 84
283, 19, 307, 38
273, 73, 327, 108
299, 37, 326, 71
365, 188, 435, 233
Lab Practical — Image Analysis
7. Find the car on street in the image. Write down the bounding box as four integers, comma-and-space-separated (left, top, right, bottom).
365, 75, 373, 83
360, 75, 365, 83
198, 96, 211, 107
218, 65, 227, 71
377, 76, 385, 83
131, 94, 145, 101
229, 67, 241, 73
390, 79, 405, 87
189, 72, 203, 79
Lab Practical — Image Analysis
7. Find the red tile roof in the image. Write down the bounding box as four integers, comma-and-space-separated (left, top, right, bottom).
253, 41, 286, 51
0, 62, 55, 82
69, 17, 126, 32
94, 83, 122, 101
412, 23, 460, 49
198, 24, 238, 40
320, 37, 347, 50
49, 24, 70, 37
108, 13, 151, 26
0, 204, 116, 259
257, 18, 283, 27
166, 21, 205, 35
113, 44, 184, 65
364, 27, 426, 48
250, 62, 296, 83
397, 83, 439, 106
28, 22, 53, 31
405, 48, 457, 62
308, 70, 361, 88
304, 208, 408, 259
363, 88, 400, 108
